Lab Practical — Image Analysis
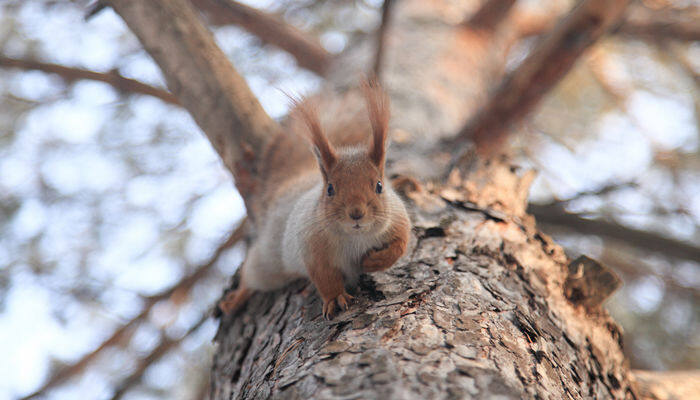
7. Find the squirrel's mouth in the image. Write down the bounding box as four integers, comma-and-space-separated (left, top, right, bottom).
353, 224, 361, 230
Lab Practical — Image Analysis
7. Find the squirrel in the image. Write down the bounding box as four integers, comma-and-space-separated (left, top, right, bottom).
218, 81, 411, 319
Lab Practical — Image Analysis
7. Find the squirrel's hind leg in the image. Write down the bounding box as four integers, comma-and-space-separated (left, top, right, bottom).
219, 242, 293, 315
217, 246, 259, 316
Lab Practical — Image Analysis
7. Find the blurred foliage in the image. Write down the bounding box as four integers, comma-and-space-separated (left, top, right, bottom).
0, 0, 697, 399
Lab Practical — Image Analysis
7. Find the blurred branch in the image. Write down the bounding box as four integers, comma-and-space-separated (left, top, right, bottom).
514, 5, 700, 43
0, 56, 180, 105
109, 313, 209, 400
588, 51, 630, 107
190, 0, 332, 75
107, 0, 281, 217
85, 1, 108, 20
616, 7, 700, 43
511, 11, 555, 39
19, 220, 247, 400
633, 370, 700, 400
372, 0, 394, 79
451, 0, 629, 153
528, 203, 700, 262
540, 181, 638, 207
668, 45, 700, 87
465, 0, 517, 31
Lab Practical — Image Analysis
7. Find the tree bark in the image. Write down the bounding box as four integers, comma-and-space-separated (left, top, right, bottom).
109, 0, 652, 398
212, 162, 636, 399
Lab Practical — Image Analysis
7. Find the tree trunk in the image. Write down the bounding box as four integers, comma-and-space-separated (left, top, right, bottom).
108, 0, 641, 398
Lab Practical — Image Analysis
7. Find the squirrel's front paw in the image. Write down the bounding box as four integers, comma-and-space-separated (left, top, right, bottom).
322, 292, 354, 320
361, 251, 388, 273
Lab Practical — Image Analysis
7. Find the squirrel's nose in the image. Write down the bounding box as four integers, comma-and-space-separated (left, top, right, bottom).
349, 209, 364, 220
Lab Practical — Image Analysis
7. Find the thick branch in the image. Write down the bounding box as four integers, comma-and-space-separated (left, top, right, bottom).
213, 170, 637, 398
453, 0, 628, 152
465, 0, 517, 30
528, 204, 700, 262
106, 0, 280, 216
0, 56, 179, 105
190, 0, 332, 75
19, 221, 246, 400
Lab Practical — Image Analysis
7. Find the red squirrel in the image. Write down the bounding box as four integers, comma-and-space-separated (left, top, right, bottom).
219, 81, 411, 319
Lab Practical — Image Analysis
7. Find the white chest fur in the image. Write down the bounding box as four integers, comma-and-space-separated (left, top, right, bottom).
281, 186, 389, 283
331, 232, 384, 283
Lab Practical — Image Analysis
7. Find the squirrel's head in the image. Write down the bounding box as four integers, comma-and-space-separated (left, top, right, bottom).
294, 81, 392, 234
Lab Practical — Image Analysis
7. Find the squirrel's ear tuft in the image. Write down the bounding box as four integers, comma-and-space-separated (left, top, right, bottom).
362, 79, 390, 171
289, 95, 337, 180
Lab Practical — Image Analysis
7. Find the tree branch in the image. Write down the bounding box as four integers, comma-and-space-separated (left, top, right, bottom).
465, 0, 517, 31
538, 181, 638, 207
452, 0, 629, 152
372, 0, 395, 79
514, 6, 700, 43
19, 220, 246, 400
0, 55, 179, 105
190, 0, 332, 76
110, 314, 209, 400
616, 7, 700, 43
528, 203, 700, 262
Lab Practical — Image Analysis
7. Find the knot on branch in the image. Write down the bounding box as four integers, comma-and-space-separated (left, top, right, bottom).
564, 255, 621, 311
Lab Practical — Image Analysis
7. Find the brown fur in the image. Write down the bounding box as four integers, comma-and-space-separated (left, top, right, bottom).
306, 232, 354, 319
257, 93, 372, 218
362, 79, 390, 172
308, 81, 391, 229
290, 97, 338, 178
300, 82, 397, 317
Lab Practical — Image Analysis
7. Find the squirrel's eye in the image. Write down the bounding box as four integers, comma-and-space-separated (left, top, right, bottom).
327, 183, 335, 197
376, 181, 383, 194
